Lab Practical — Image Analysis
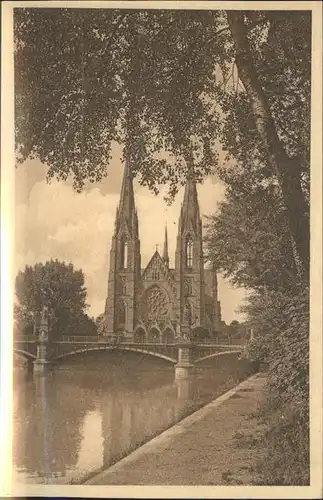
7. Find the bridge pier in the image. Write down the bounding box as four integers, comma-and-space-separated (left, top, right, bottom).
33, 343, 52, 375
33, 359, 53, 375
175, 343, 195, 380
26, 358, 34, 376
33, 309, 52, 376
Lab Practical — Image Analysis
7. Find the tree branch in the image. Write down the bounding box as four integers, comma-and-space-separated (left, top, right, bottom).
226, 11, 309, 276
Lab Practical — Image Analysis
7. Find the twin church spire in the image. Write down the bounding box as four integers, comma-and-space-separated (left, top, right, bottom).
117, 158, 199, 265
105, 155, 209, 339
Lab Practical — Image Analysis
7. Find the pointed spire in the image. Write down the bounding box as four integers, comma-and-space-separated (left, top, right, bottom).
181, 160, 201, 234
117, 154, 136, 230
163, 224, 169, 267
119, 155, 135, 212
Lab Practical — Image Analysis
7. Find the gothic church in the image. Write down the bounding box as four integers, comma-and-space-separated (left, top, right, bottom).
103, 159, 223, 342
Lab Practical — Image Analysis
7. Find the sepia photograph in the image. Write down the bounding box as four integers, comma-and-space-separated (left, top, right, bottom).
1, 1, 322, 498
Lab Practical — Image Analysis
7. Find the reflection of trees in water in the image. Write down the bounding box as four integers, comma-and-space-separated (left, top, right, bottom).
100, 381, 178, 468
98, 362, 254, 471
13, 372, 95, 482
13, 353, 256, 483
193, 355, 256, 402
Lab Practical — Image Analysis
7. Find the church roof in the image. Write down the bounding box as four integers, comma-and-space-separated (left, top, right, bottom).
141, 250, 170, 280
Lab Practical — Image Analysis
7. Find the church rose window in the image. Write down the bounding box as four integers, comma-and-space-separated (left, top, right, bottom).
142, 285, 169, 322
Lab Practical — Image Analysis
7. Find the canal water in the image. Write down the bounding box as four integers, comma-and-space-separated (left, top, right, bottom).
13, 351, 256, 485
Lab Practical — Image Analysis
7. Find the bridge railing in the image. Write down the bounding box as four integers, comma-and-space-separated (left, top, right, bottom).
196, 338, 246, 345
60, 336, 101, 343
14, 335, 246, 349
196, 344, 245, 351
14, 335, 36, 342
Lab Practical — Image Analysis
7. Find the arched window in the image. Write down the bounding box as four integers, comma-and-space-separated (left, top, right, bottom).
117, 300, 126, 326
148, 327, 161, 344
151, 256, 160, 280
162, 328, 175, 344
152, 270, 160, 280
186, 237, 193, 269
120, 237, 128, 269
134, 327, 146, 343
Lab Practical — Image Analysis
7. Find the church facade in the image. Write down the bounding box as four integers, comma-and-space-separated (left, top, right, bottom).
103, 159, 223, 343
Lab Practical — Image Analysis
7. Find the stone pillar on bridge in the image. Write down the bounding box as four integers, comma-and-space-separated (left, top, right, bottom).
175, 301, 196, 380
175, 341, 195, 379
33, 306, 52, 375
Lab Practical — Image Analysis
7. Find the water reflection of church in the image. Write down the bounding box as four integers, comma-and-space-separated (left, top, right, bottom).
103, 159, 223, 342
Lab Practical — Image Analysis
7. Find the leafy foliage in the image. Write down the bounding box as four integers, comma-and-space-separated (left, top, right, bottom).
15, 259, 96, 338
204, 173, 309, 484
204, 184, 298, 293
95, 313, 106, 336
201, 11, 310, 483
15, 9, 310, 270
242, 286, 309, 485
14, 8, 229, 195
14, 10, 310, 188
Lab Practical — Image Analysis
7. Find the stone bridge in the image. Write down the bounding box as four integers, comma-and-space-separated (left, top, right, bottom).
14, 336, 244, 379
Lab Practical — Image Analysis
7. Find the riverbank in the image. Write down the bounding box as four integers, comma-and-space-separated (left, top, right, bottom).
85, 372, 267, 486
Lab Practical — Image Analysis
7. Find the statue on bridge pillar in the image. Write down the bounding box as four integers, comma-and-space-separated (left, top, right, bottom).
39, 306, 50, 341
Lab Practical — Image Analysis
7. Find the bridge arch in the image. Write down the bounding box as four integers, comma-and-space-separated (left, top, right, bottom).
13, 349, 37, 361
195, 350, 242, 364
117, 346, 177, 364
53, 345, 177, 364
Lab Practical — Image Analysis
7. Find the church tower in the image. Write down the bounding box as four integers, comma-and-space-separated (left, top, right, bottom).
174, 167, 206, 336
104, 157, 141, 340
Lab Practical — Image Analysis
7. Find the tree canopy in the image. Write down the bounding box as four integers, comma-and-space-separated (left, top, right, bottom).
14, 8, 311, 274
14, 259, 97, 338
14, 9, 310, 273
204, 181, 299, 293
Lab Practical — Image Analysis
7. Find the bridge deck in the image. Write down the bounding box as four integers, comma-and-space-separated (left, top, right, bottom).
14, 337, 245, 364
14, 335, 244, 349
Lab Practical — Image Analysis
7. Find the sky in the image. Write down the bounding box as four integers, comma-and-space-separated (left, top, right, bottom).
14, 144, 248, 324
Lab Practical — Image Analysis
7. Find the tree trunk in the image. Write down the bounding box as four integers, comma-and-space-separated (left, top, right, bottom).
227, 11, 309, 278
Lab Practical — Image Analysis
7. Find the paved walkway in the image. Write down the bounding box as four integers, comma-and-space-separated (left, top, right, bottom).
85, 373, 267, 486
